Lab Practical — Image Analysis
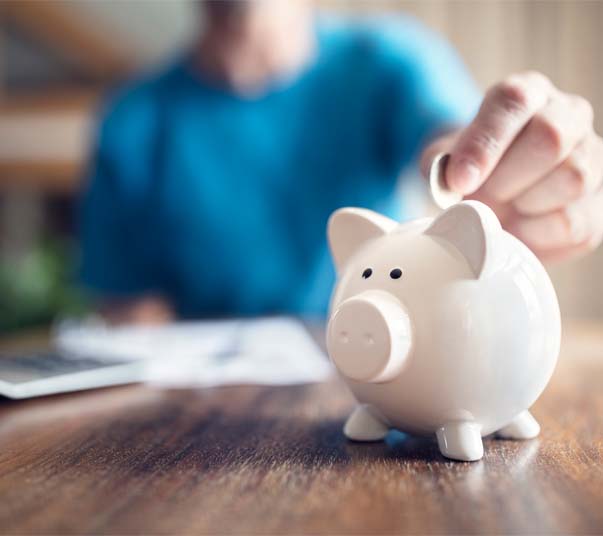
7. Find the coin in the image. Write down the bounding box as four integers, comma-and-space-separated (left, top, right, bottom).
429, 152, 463, 210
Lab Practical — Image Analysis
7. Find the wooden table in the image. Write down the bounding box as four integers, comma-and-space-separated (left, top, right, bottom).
0, 321, 602, 534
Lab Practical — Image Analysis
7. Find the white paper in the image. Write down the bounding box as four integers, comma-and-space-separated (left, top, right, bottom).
54, 317, 332, 387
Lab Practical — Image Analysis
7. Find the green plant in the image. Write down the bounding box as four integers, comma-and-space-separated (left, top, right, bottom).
0, 238, 91, 333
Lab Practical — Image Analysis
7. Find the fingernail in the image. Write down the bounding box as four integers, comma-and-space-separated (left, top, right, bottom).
449, 159, 482, 194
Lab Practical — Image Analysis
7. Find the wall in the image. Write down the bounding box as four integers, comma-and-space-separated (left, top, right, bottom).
323, 0, 603, 318
2, 0, 602, 319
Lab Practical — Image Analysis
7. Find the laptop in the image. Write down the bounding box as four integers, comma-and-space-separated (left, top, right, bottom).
0, 350, 145, 399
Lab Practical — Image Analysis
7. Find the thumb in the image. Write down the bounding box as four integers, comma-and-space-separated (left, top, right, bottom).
420, 131, 460, 182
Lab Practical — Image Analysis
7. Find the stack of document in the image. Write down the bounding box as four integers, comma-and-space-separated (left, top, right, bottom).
55, 317, 332, 388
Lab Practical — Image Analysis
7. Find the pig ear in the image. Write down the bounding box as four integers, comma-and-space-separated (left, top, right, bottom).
328, 208, 397, 272
425, 201, 503, 278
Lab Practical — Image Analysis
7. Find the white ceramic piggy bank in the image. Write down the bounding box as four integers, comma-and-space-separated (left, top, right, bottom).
326, 201, 561, 461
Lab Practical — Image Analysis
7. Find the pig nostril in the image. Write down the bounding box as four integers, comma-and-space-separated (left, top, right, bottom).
364, 333, 374, 345
340, 331, 349, 343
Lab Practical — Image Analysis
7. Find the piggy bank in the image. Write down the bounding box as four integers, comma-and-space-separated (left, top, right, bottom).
326, 201, 561, 461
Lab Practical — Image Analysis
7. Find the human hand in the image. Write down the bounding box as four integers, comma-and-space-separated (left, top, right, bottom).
100, 295, 174, 326
422, 71, 603, 262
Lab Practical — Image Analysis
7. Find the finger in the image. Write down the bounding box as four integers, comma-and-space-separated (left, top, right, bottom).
534, 233, 603, 264
447, 71, 552, 194
419, 130, 459, 179
506, 188, 603, 252
482, 93, 594, 203
513, 133, 603, 215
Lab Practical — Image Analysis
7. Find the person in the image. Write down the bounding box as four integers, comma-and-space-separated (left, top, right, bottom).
80, 0, 603, 324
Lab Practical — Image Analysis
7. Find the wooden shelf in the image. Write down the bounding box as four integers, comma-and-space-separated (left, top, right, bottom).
0, 1, 133, 82
0, 89, 100, 194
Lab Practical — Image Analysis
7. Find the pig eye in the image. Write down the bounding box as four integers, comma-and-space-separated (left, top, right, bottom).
390, 268, 403, 279
362, 268, 372, 279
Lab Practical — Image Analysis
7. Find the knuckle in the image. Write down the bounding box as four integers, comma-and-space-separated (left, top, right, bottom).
567, 168, 587, 198
563, 204, 592, 244
574, 95, 594, 123
592, 134, 603, 160
530, 114, 564, 158
589, 231, 603, 250
462, 130, 501, 166
563, 160, 588, 198
558, 209, 577, 240
526, 70, 549, 85
518, 70, 552, 92
490, 78, 531, 115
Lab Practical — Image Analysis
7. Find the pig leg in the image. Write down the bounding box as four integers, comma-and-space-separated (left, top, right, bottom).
343, 404, 389, 441
436, 421, 484, 461
496, 410, 540, 439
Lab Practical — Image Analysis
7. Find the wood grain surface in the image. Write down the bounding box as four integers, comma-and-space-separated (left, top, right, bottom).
0, 321, 602, 535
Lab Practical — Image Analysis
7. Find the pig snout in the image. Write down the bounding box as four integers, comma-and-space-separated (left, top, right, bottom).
327, 290, 412, 383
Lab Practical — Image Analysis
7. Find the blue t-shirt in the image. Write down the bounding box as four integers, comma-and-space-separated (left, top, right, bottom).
80, 17, 480, 318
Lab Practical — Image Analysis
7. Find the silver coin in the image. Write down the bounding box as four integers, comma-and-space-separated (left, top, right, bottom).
429, 152, 463, 210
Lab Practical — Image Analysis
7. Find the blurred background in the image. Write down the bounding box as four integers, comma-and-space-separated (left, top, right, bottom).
0, 0, 602, 333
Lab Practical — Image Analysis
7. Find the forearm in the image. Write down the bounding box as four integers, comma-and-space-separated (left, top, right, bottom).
98, 295, 174, 326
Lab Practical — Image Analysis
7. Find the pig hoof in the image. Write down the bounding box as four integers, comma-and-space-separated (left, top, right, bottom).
343, 404, 389, 441
436, 421, 484, 462
496, 411, 540, 440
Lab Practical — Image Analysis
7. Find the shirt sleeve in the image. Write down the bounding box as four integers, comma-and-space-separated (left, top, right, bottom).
373, 17, 482, 173
78, 87, 160, 297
